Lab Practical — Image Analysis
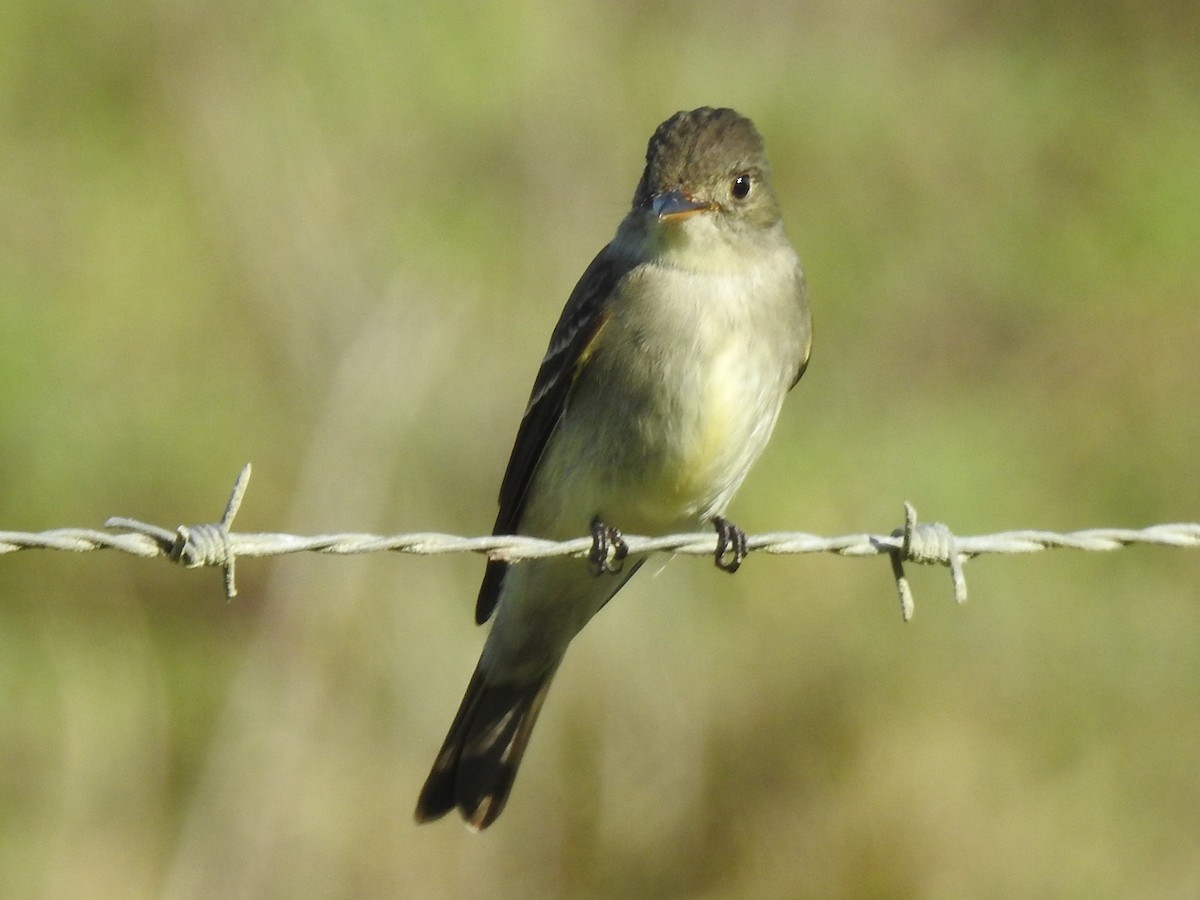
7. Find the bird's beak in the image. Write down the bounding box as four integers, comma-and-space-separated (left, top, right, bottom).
653, 190, 714, 222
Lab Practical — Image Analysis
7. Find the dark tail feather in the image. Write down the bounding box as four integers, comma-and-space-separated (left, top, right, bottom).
414, 665, 555, 830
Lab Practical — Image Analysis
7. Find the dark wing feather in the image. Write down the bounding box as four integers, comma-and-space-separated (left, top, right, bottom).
475, 245, 634, 624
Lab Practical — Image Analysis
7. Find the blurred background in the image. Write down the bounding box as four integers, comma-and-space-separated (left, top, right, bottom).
2, 0, 1199, 896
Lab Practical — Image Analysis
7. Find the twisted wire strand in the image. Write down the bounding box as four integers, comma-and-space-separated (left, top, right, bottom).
2, 465, 1197, 619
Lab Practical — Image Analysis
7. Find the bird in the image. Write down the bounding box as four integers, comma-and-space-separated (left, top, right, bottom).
415, 107, 811, 830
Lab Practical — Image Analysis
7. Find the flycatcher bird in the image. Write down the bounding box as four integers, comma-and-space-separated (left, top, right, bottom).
415, 107, 811, 830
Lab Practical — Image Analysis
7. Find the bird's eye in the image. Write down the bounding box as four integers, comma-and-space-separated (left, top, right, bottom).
731, 173, 753, 200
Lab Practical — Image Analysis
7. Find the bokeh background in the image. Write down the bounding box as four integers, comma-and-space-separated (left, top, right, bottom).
2, 1, 1199, 897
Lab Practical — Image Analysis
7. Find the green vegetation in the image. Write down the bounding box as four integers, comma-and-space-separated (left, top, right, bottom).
2, 1, 1198, 896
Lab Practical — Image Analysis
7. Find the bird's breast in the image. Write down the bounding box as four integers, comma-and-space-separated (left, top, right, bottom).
550, 260, 794, 531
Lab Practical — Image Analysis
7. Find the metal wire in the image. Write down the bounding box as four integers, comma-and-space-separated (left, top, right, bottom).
2, 465, 1197, 620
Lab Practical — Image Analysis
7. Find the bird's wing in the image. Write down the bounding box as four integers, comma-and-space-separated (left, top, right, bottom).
475, 245, 636, 624
789, 271, 812, 389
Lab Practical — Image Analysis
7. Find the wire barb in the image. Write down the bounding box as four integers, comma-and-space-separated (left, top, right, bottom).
2, 467, 1198, 615
889, 502, 968, 622
105, 464, 251, 599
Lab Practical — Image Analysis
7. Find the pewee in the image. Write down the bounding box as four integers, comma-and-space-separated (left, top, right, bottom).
416, 107, 812, 829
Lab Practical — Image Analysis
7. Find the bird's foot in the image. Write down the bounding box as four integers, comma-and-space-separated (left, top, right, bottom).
713, 516, 748, 573
589, 516, 629, 575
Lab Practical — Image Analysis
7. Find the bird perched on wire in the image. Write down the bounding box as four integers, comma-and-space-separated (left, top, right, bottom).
415, 107, 812, 830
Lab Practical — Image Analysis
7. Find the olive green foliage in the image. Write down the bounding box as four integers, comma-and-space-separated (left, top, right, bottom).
1, 1, 1199, 896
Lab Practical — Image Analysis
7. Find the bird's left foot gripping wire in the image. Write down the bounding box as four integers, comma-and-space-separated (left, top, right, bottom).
589, 516, 629, 575
713, 516, 748, 572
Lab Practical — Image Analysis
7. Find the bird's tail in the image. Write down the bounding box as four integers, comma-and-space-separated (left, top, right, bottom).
414, 664, 556, 830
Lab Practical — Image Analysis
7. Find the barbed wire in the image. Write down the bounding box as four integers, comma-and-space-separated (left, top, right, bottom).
2, 464, 1197, 621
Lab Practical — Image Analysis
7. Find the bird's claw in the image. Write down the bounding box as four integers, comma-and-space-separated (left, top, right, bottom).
713, 516, 748, 573
589, 516, 629, 575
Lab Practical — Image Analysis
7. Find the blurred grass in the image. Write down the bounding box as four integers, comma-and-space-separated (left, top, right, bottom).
2, 0, 1199, 897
